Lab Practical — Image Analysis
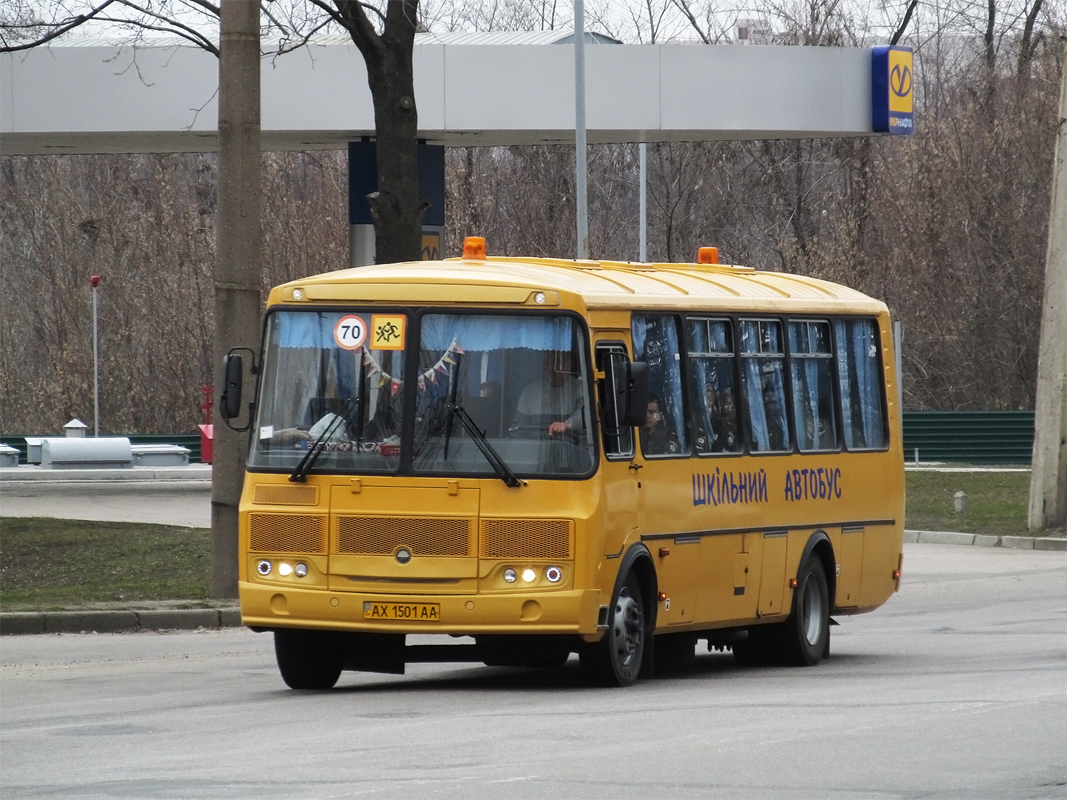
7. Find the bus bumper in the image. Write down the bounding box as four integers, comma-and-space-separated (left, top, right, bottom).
239, 581, 603, 636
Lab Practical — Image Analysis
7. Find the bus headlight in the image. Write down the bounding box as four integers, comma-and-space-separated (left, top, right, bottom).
546, 566, 563, 583
503, 568, 517, 583
278, 562, 293, 577
257, 560, 272, 576
294, 563, 308, 578
521, 568, 537, 583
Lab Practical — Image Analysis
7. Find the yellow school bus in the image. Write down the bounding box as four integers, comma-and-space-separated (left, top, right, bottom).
222, 237, 904, 689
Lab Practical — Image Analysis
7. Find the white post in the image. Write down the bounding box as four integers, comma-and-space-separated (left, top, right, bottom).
90, 274, 101, 437
639, 142, 647, 262
574, 0, 588, 260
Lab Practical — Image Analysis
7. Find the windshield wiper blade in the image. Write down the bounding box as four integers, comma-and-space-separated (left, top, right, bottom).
447, 403, 523, 488
289, 398, 357, 483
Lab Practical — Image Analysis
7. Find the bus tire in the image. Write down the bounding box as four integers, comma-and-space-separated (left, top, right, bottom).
782, 557, 830, 666
580, 573, 646, 687
274, 629, 343, 690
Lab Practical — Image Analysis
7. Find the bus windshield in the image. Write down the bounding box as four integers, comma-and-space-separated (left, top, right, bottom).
249, 309, 596, 478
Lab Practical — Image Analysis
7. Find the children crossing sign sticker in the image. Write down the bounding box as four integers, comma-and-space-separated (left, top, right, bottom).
872, 46, 914, 136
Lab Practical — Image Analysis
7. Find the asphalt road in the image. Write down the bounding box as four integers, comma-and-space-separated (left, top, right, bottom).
1, 543, 1064, 800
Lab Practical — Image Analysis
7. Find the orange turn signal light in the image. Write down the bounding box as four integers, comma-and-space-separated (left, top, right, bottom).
463, 236, 487, 259
789, 578, 798, 588
696, 246, 719, 264
658, 592, 668, 602
659, 548, 671, 558
892, 569, 901, 580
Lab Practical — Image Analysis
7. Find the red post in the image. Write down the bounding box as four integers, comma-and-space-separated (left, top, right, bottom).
199, 385, 214, 463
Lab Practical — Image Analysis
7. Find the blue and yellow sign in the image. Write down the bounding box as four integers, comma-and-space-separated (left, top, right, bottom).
872, 46, 914, 135
421, 231, 440, 261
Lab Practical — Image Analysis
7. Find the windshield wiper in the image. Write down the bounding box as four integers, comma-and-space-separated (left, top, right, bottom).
447, 403, 523, 488
289, 397, 358, 483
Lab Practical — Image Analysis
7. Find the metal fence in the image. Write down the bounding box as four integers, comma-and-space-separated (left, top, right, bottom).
901, 411, 1034, 465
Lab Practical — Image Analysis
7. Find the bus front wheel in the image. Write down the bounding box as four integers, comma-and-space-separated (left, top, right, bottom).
274, 629, 344, 690
782, 557, 830, 666
581, 573, 647, 686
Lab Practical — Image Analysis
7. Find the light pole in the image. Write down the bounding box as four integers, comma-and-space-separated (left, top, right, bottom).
90, 274, 101, 437
574, 0, 588, 260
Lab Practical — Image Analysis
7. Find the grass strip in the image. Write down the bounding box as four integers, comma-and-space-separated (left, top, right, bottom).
0, 518, 210, 611
904, 470, 1031, 537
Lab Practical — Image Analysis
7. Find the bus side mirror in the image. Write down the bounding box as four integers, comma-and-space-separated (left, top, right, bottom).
220, 352, 244, 422
623, 361, 649, 427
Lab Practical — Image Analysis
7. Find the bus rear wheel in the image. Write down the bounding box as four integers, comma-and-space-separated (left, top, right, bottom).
782, 557, 830, 666
274, 629, 344, 690
581, 573, 646, 686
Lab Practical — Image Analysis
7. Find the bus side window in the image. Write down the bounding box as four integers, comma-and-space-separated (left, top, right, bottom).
739, 319, 790, 453
835, 319, 888, 449
686, 318, 740, 454
789, 320, 839, 452
632, 314, 689, 457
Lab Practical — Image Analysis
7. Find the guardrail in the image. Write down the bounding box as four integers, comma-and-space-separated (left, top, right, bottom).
0, 434, 203, 464
1, 411, 1037, 466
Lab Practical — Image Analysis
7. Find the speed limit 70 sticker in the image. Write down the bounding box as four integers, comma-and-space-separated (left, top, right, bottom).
334, 315, 367, 350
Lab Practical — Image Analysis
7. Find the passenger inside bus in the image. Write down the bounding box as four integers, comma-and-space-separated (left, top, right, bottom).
641, 396, 680, 455
707, 385, 739, 452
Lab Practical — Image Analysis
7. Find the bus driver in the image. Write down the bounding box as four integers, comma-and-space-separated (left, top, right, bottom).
512, 351, 584, 439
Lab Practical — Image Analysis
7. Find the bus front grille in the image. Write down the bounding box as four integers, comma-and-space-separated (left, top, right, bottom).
336, 516, 474, 557
480, 519, 572, 559
249, 513, 328, 554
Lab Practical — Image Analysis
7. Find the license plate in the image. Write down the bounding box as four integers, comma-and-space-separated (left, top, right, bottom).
363, 601, 440, 621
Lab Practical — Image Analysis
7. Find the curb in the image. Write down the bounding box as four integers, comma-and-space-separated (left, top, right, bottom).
904, 530, 1067, 551
0, 466, 212, 483
0, 607, 241, 636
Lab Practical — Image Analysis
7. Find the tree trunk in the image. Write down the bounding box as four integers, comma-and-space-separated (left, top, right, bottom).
335, 0, 422, 265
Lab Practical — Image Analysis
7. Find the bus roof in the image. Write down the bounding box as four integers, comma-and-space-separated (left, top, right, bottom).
267, 254, 887, 316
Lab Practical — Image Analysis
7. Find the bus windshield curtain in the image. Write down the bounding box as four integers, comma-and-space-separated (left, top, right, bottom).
421, 314, 575, 353
836, 319, 885, 449
271, 311, 359, 400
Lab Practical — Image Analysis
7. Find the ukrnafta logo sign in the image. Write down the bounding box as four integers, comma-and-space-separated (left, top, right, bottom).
872, 46, 914, 136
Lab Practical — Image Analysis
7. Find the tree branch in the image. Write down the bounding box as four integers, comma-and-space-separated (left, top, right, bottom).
890, 0, 918, 45
0, 0, 119, 53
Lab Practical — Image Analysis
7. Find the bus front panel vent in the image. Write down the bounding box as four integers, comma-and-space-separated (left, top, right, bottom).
249, 513, 328, 554
336, 516, 473, 557
480, 519, 572, 560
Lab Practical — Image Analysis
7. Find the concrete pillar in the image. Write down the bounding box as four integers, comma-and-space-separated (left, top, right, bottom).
212, 0, 262, 597
1028, 40, 1067, 532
